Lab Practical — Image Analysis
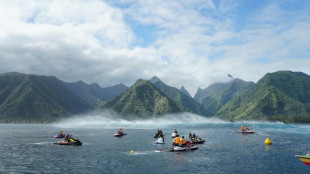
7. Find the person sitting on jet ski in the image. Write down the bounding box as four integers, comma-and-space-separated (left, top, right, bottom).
241, 126, 249, 132
159, 130, 164, 141
172, 135, 180, 148
174, 129, 178, 133
179, 136, 186, 147
192, 133, 196, 141
119, 128, 123, 135
64, 134, 70, 143
60, 131, 64, 136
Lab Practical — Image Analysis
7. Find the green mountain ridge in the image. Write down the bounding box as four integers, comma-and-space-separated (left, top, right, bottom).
194, 83, 229, 103
201, 78, 255, 115
63, 81, 128, 108
104, 79, 186, 118
216, 71, 310, 123
0, 72, 92, 123
149, 76, 210, 116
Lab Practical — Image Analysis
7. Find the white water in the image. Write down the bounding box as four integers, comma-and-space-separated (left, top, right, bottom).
52, 112, 229, 129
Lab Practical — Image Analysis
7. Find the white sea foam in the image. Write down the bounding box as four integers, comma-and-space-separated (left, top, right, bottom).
52, 111, 229, 129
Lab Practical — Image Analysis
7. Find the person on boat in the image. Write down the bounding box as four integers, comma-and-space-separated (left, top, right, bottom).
192, 133, 196, 141
179, 136, 186, 146
189, 132, 192, 141
172, 135, 180, 148
159, 130, 164, 141
60, 131, 64, 136
241, 126, 249, 132
119, 128, 123, 135
174, 129, 178, 133
64, 134, 70, 143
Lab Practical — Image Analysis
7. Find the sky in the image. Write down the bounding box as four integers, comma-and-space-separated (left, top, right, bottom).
0, 0, 309, 96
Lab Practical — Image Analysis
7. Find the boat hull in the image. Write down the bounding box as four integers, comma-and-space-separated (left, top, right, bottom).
296, 155, 310, 167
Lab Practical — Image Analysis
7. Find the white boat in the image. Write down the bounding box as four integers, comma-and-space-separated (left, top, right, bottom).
171, 132, 178, 138
155, 137, 165, 144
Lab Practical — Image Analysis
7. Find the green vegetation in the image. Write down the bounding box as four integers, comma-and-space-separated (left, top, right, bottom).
150, 76, 210, 116
216, 71, 310, 123
1, 71, 310, 123
104, 79, 186, 118
63, 81, 128, 108
0, 72, 92, 123
201, 79, 254, 115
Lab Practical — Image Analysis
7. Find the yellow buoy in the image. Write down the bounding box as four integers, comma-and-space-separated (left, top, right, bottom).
130, 150, 134, 154
265, 137, 272, 145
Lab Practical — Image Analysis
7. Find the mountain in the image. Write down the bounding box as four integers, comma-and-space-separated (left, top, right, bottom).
0, 72, 92, 123
180, 86, 191, 97
201, 78, 255, 115
149, 76, 210, 116
63, 81, 128, 108
194, 83, 229, 103
104, 79, 186, 118
216, 71, 310, 123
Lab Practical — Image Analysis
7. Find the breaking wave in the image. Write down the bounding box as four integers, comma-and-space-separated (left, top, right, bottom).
52, 111, 229, 129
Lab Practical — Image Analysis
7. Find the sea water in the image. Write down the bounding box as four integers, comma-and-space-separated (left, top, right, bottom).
1, 114, 310, 174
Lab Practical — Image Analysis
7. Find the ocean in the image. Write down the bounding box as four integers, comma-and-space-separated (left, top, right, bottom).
1, 113, 310, 173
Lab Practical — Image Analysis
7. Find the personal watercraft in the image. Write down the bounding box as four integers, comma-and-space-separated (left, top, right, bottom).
115, 132, 127, 137
155, 137, 165, 144
238, 130, 254, 134
155, 144, 198, 152
171, 132, 178, 138
53, 138, 82, 146
191, 136, 205, 144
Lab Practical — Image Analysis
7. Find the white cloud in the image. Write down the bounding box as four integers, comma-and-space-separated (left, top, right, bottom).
0, 0, 309, 96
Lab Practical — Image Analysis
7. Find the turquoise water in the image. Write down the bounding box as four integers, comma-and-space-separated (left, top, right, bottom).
1, 115, 310, 173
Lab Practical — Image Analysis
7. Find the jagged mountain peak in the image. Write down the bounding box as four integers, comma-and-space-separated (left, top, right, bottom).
149, 76, 162, 83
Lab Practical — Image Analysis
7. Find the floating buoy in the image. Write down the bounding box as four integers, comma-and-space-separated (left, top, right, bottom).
130, 150, 134, 154
265, 137, 272, 145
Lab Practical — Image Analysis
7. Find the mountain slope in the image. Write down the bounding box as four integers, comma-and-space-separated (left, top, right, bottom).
194, 83, 229, 103
201, 79, 254, 115
63, 81, 128, 108
180, 86, 192, 97
0, 72, 92, 123
149, 76, 210, 116
217, 71, 310, 122
104, 79, 186, 118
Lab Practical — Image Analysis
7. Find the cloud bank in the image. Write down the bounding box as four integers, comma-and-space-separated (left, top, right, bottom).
0, 0, 309, 95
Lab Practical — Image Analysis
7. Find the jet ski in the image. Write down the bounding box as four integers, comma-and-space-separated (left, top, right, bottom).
155, 137, 165, 144
238, 130, 254, 134
53, 138, 82, 146
155, 145, 198, 152
115, 132, 127, 137
54, 134, 65, 138
171, 132, 179, 138
191, 136, 205, 144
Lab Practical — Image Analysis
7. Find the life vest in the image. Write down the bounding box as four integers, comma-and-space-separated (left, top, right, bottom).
119, 129, 123, 133
179, 138, 184, 145
174, 137, 180, 144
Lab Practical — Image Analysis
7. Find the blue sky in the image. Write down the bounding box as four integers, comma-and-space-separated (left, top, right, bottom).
0, 0, 309, 95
